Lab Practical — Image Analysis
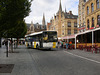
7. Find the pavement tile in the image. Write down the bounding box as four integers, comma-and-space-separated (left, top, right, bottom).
0, 45, 40, 75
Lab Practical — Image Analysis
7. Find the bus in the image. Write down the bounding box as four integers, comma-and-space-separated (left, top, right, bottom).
25, 31, 58, 49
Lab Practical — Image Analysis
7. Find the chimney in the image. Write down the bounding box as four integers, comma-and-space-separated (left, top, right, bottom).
69, 11, 72, 15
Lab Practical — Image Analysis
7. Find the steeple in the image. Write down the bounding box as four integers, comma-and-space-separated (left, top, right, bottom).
65, 7, 66, 13
31, 21, 33, 24
59, 0, 62, 12
42, 13, 46, 25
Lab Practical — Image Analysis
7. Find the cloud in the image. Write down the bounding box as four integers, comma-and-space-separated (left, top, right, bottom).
25, 0, 79, 24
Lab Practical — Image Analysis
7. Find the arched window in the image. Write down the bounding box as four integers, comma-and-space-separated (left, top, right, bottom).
91, 3, 94, 12
92, 17, 94, 27
87, 6, 89, 15
97, 15, 100, 26
87, 19, 89, 29
97, 0, 99, 9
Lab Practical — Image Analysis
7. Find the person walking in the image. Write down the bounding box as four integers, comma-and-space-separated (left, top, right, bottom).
57, 41, 60, 48
61, 41, 63, 48
66, 42, 68, 50
69, 41, 72, 49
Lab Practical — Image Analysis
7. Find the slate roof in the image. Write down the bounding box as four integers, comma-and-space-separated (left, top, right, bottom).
33, 24, 47, 30
64, 13, 78, 19
26, 23, 47, 30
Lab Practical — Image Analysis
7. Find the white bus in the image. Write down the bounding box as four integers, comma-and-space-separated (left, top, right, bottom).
25, 31, 58, 49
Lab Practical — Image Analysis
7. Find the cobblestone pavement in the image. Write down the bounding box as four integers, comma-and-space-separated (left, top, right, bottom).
1, 46, 100, 75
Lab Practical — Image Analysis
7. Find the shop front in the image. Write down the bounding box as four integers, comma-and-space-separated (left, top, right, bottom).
75, 28, 100, 49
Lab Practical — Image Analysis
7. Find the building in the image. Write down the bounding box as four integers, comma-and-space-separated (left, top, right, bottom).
85, 0, 100, 30
47, 23, 51, 30
78, 0, 87, 33
76, 0, 100, 47
47, 0, 78, 40
26, 14, 47, 34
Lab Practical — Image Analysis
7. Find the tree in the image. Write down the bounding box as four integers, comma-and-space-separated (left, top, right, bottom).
5, 20, 27, 38
0, 0, 33, 52
0, 0, 33, 37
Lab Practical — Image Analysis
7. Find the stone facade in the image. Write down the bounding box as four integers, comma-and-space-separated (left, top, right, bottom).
85, 0, 100, 29
78, 0, 87, 32
26, 14, 46, 34
47, 0, 78, 38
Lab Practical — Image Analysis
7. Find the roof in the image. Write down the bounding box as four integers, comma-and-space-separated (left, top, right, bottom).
61, 27, 100, 39
25, 30, 57, 37
30, 31, 43, 36
26, 23, 47, 30
76, 27, 100, 36
33, 24, 47, 30
64, 13, 78, 19
47, 23, 51, 26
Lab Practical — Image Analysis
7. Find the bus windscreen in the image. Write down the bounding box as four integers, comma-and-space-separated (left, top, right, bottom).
43, 32, 57, 42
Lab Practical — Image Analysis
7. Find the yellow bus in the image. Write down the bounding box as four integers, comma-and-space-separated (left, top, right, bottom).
25, 31, 58, 50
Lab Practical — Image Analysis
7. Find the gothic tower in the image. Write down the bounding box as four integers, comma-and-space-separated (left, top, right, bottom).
42, 13, 46, 25
30, 21, 34, 32
65, 7, 67, 13
58, 0, 62, 13
58, 0, 62, 37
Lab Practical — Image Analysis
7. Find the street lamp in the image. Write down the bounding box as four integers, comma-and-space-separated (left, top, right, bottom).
3, 31, 8, 57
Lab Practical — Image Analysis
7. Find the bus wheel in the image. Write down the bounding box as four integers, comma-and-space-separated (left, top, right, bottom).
49, 48, 51, 50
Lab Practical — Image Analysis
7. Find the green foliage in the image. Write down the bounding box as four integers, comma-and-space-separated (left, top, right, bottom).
4, 21, 27, 38
0, 0, 33, 38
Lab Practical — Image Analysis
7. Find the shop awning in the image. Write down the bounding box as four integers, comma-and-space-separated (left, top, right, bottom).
76, 27, 100, 36
78, 27, 85, 30
61, 35, 75, 39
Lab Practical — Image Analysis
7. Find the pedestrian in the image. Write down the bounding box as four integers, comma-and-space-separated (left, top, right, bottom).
36, 43, 38, 48
5, 40, 8, 47
57, 41, 60, 48
61, 41, 63, 48
69, 41, 72, 49
66, 42, 68, 50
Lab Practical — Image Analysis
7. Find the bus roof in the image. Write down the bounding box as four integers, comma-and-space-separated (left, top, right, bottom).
25, 31, 57, 37
30, 31, 43, 36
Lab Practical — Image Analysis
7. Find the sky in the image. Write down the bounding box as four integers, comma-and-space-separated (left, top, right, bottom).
24, 0, 79, 24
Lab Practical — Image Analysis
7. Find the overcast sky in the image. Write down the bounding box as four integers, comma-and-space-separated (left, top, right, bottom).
24, 0, 79, 24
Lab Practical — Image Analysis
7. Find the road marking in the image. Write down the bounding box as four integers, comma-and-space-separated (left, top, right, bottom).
64, 51, 100, 64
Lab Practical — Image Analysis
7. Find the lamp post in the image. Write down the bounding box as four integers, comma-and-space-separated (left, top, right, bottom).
0, 38, 1, 48
3, 31, 8, 57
